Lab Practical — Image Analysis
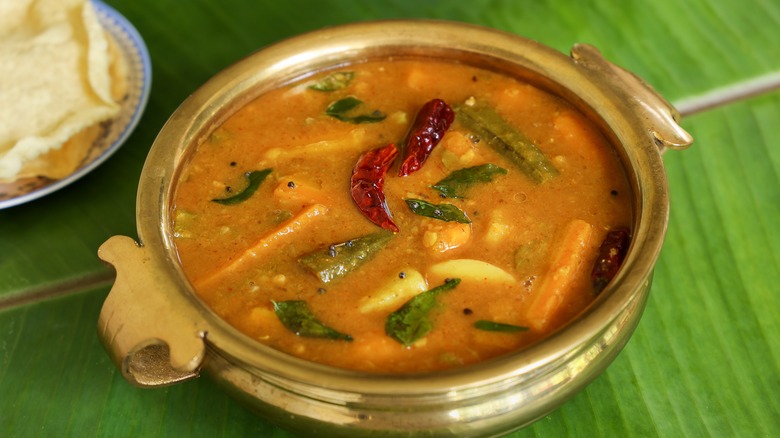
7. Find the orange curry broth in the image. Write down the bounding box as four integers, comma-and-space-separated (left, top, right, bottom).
172, 59, 632, 373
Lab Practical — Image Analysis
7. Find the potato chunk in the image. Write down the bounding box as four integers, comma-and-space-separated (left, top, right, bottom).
359, 269, 427, 314
427, 259, 516, 285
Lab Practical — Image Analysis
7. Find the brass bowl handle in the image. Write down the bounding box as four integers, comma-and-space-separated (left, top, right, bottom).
97, 235, 206, 387
571, 44, 693, 152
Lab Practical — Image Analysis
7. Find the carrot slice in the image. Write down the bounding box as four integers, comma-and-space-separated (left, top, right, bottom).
525, 219, 594, 331
193, 203, 328, 290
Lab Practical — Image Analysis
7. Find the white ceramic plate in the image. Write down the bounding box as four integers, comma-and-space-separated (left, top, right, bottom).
0, 0, 152, 209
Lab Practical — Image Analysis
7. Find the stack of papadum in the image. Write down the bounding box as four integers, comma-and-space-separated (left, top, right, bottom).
0, 0, 128, 200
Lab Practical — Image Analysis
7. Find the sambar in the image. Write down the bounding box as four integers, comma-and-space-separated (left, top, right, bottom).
172, 59, 632, 373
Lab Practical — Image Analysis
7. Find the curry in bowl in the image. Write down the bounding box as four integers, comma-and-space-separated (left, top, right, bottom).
172, 58, 632, 373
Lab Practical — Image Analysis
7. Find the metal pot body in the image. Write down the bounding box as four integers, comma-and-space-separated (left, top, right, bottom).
97, 21, 691, 437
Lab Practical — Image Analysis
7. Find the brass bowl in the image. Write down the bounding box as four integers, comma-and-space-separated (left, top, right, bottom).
97, 20, 691, 436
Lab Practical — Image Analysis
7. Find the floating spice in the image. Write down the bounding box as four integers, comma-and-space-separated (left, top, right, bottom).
350, 143, 399, 232
397, 98, 454, 176
591, 228, 631, 293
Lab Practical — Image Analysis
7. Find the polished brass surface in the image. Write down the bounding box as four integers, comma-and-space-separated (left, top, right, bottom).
97, 20, 691, 436
98, 235, 205, 386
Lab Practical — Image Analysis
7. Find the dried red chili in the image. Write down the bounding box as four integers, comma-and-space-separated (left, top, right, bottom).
591, 228, 631, 293
350, 143, 400, 232
397, 98, 454, 177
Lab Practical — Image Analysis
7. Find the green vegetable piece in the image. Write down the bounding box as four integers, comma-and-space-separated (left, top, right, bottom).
212, 168, 272, 205
514, 239, 548, 274
308, 71, 355, 92
404, 199, 471, 224
385, 278, 461, 346
273, 300, 353, 341
326, 96, 386, 124
299, 231, 393, 283
474, 320, 529, 333
432, 163, 508, 198
455, 102, 558, 183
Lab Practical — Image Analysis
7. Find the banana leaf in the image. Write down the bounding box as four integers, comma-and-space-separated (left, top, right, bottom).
1, 0, 778, 436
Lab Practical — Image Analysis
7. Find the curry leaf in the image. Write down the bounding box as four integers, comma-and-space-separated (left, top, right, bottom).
326, 96, 361, 113
273, 300, 353, 341
432, 163, 508, 198
211, 168, 272, 205
404, 198, 471, 223
474, 320, 528, 332
385, 278, 461, 346
325, 96, 386, 124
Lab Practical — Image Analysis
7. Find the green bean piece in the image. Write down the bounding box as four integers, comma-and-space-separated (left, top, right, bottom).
273, 300, 353, 341
404, 199, 471, 223
298, 231, 393, 283
432, 163, 508, 198
455, 102, 558, 183
385, 278, 461, 346
211, 168, 272, 205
